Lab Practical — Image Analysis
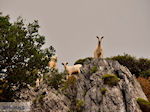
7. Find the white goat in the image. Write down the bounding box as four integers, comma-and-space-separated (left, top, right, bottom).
48, 56, 57, 69
62, 62, 82, 79
94, 36, 104, 58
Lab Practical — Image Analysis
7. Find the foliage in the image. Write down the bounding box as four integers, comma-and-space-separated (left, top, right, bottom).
76, 99, 85, 112
108, 54, 150, 77
138, 58, 150, 72
74, 57, 93, 65
102, 74, 120, 86
61, 75, 77, 91
0, 13, 55, 100
108, 54, 139, 76
137, 77, 150, 101
90, 66, 98, 73
0, 78, 13, 101
44, 70, 66, 90
140, 70, 150, 78
136, 98, 150, 112
100, 88, 107, 95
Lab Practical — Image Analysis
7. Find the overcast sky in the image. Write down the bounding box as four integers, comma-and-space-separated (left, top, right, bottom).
1, 0, 150, 70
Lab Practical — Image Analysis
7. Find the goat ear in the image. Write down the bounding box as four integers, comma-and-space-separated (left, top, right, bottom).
62, 63, 64, 65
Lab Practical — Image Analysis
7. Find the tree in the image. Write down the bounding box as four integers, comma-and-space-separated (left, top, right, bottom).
0, 13, 55, 100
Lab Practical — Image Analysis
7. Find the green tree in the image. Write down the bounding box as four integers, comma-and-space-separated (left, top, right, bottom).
0, 13, 55, 100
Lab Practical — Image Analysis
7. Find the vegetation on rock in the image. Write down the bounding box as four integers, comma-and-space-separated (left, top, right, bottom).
137, 98, 150, 112
44, 70, 66, 90
61, 75, 77, 91
90, 66, 98, 73
76, 99, 85, 112
74, 57, 93, 65
102, 74, 120, 86
100, 88, 107, 95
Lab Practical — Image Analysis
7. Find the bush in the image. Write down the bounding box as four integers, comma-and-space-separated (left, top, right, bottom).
102, 74, 120, 86
0, 79, 12, 101
140, 70, 150, 78
137, 98, 150, 112
137, 77, 150, 101
90, 66, 98, 73
61, 75, 77, 91
138, 58, 150, 72
109, 54, 140, 76
44, 70, 66, 90
108, 54, 150, 77
100, 88, 107, 95
74, 57, 93, 65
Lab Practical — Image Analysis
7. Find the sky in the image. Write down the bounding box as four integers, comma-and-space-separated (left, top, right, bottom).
0, 0, 150, 70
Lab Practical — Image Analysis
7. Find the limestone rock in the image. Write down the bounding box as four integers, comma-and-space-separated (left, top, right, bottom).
14, 59, 147, 112
64, 59, 147, 112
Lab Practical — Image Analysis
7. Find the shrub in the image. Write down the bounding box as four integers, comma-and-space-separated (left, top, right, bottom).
136, 98, 150, 112
0, 78, 13, 101
138, 58, 150, 72
108, 54, 150, 77
74, 57, 93, 65
137, 77, 150, 101
140, 70, 150, 78
100, 88, 107, 95
61, 75, 77, 91
90, 66, 98, 73
44, 70, 66, 89
109, 54, 140, 77
102, 74, 120, 86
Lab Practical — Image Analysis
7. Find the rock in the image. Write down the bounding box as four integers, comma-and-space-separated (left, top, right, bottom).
64, 59, 147, 112
14, 59, 147, 112
14, 84, 71, 112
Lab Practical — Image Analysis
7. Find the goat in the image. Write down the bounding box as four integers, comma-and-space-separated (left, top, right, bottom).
48, 56, 57, 69
62, 62, 82, 79
94, 36, 104, 58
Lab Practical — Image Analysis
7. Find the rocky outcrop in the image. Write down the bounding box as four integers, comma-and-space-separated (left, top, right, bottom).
14, 59, 147, 112
14, 84, 71, 112
64, 59, 147, 112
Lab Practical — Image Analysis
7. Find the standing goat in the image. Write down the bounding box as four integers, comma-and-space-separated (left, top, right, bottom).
62, 62, 82, 79
94, 36, 104, 58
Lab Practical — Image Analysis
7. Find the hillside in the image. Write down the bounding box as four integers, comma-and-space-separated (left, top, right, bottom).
14, 59, 148, 112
